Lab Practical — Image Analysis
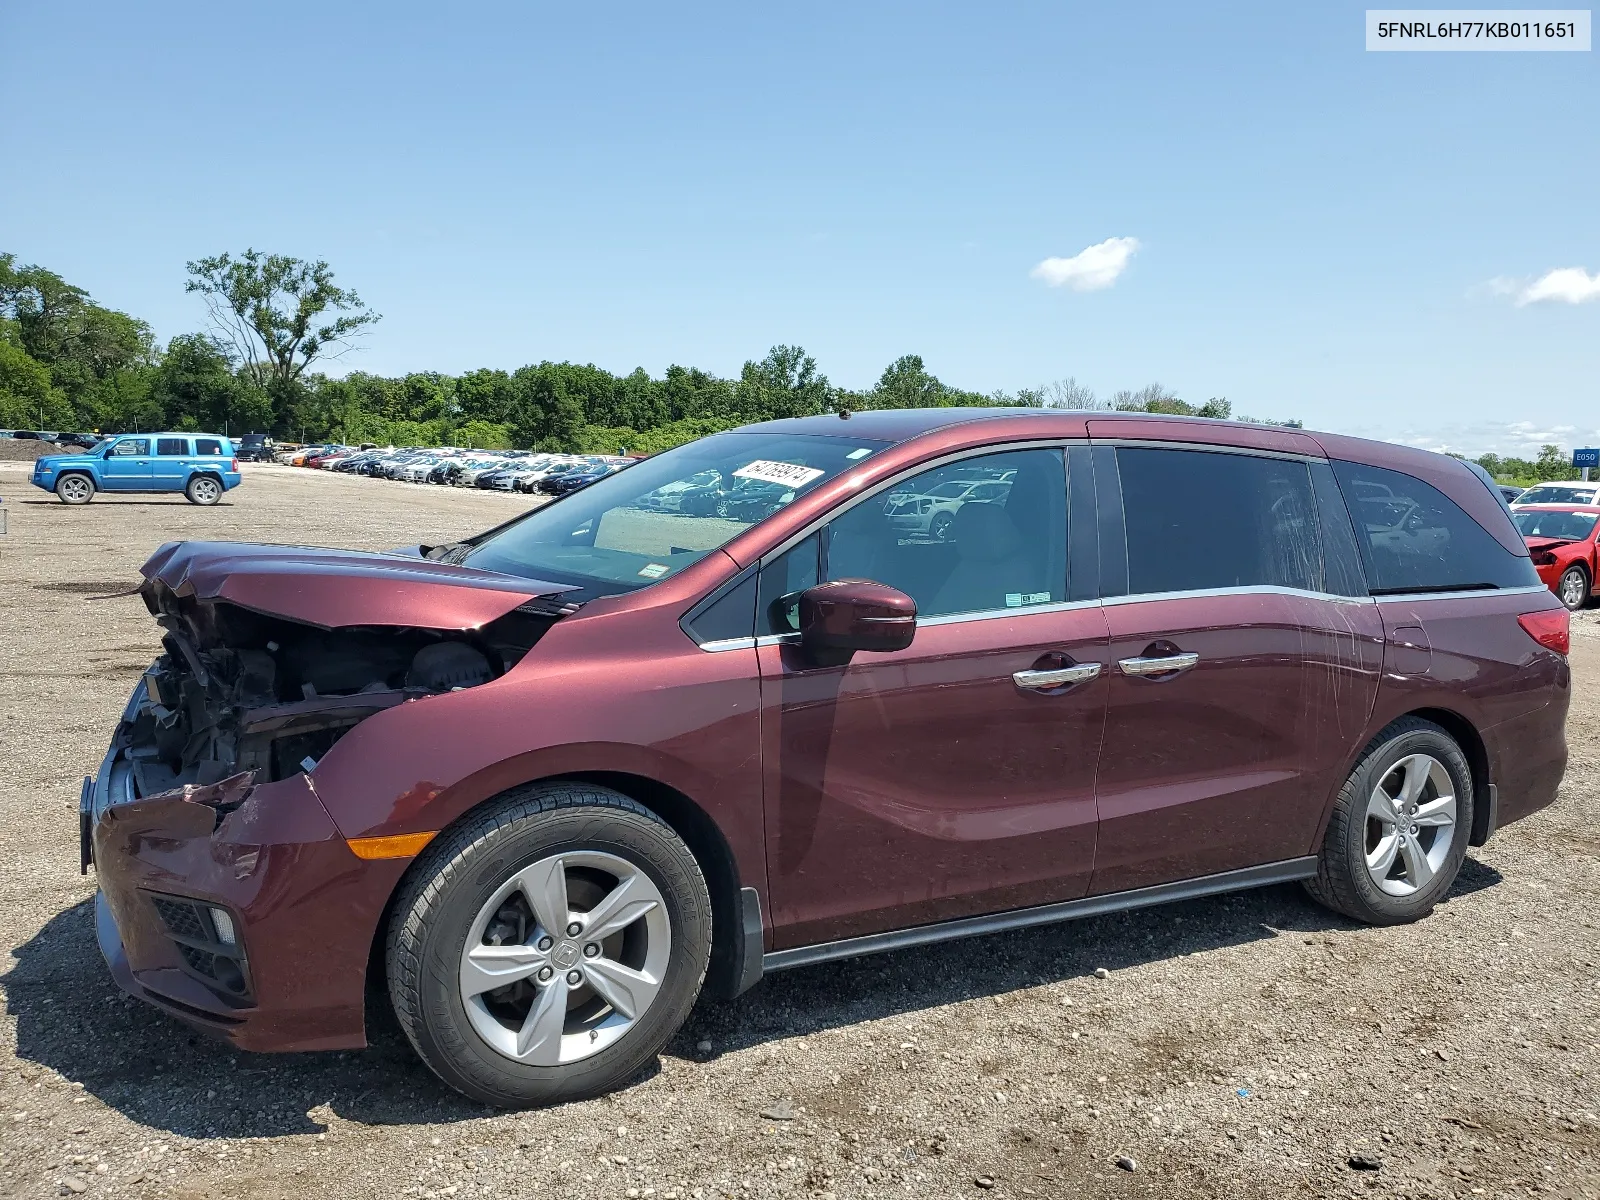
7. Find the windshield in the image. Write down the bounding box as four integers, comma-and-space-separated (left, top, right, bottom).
1512, 509, 1600, 540
1518, 485, 1600, 506
461, 431, 889, 598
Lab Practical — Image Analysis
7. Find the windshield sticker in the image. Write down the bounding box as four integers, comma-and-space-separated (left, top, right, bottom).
732, 460, 826, 489
846, 447, 873, 460
637, 563, 670, 579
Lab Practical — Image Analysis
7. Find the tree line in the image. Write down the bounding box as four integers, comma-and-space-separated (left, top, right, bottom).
2, 247, 1341, 461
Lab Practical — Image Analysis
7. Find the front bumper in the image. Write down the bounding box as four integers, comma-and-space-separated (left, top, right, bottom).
85, 683, 406, 1052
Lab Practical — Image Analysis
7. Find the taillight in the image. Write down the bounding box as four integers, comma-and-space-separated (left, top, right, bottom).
1518, 609, 1570, 656
230, 458, 239, 471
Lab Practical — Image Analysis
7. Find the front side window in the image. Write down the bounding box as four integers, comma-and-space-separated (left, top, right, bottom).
1333, 460, 1540, 593
460, 433, 888, 601
108, 438, 149, 457
1117, 447, 1320, 594
156, 438, 189, 456
759, 448, 1068, 630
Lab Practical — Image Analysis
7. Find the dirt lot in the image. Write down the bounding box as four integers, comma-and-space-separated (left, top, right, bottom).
1, 461, 1597, 1200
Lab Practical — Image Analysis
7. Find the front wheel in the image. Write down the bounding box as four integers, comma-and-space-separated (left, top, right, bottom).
1558, 564, 1590, 611
185, 475, 223, 506
1304, 718, 1473, 925
386, 783, 712, 1107
55, 474, 94, 505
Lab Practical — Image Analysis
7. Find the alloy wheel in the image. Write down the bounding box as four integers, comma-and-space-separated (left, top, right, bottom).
1560, 567, 1587, 609
459, 851, 670, 1066
191, 478, 221, 503
1364, 753, 1457, 897
58, 476, 92, 503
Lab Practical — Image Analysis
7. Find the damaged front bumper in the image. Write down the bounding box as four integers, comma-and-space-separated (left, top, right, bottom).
84, 682, 406, 1052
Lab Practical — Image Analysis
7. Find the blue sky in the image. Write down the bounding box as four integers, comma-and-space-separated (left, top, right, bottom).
2, 1, 1595, 456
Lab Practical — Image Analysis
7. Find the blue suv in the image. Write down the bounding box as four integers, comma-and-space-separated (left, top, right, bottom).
31, 433, 242, 506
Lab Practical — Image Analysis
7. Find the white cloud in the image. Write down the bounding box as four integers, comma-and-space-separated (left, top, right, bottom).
1516, 267, 1600, 306
1031, 236, 1140, 291
1342, 419, 1600, 460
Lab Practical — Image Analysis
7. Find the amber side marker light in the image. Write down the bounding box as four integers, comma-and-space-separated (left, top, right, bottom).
347, 832, 438, 860
1518, 609, 1570, 656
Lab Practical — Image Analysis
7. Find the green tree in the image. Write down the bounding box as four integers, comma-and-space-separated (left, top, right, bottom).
736, 345, 829, 420
185, 250, 380, 430
150, 335, 269, 434
1535, 444, 1577, 481
0, 340, 73, 428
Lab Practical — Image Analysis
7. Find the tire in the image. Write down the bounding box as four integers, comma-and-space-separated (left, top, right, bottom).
385, 782, 712, 1107
1557, 564, 1589, 611
929, 511, 955, 541
1304, 717, 1474, 925
185, 475, 223, 506
55, 474, 94, 505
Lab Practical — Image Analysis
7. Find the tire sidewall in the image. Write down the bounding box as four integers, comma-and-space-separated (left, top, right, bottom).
1560, 565, 1588, 610
55, 474, 93, 504
399, 800, 711, 1106
187, 476, 222, 505
1338, 726, 1473, 921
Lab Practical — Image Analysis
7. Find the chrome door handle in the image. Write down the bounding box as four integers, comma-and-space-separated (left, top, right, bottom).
1118, 652, 1200, 677
1013, 662, 1102, 689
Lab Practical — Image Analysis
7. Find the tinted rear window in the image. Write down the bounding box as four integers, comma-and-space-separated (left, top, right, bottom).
1117, 447, 1320, 594
1331, 460, 1539, 594
194, 438, 224, 456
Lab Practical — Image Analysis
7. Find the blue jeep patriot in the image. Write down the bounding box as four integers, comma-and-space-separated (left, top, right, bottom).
32, 433, 242, 505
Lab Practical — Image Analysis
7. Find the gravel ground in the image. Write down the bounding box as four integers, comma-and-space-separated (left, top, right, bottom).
0, 461, 1596, 1200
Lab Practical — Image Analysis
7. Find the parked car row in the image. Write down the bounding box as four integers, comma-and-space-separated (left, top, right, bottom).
274, 443, 637, 496
2, 429, 102, 449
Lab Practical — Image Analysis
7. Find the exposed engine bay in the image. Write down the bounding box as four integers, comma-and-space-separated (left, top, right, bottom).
124, 584, 564, 798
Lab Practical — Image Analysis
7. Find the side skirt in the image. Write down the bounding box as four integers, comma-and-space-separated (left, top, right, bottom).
761, 857, 1319, 975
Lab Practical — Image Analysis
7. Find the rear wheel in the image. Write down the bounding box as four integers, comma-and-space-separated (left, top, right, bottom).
185, 475, 223, 506
929, 511, 955, 541
386, 782, 712, 1107
1305, 718, 1473, 925
55, 474, 94, 505
1558, 564, 1589, 611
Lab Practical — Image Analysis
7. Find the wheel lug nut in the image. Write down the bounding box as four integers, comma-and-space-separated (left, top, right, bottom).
537, 966, 553, 981
536, 936, 553, 951
583, 943, 600, 958
566, 922, 582, 936
566, 970, 582, 985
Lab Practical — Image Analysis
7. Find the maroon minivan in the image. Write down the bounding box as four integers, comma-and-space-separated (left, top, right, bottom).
83, 409, 1570, 1106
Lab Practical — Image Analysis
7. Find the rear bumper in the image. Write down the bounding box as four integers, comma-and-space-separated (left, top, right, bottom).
86, 686, 405, 1052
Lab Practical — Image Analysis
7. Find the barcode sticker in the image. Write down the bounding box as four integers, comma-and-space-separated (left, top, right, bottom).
732, 460, 826, 488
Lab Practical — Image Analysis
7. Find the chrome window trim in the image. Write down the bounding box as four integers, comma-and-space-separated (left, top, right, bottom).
697, 636, 757, 653
1100, 583, 1375, 607
915, 597, 1101, 627
1088, 437, 1324, 464
1372, 584, 1548, 604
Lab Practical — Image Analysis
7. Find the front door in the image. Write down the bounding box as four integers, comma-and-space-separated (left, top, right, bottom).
1087, 444, 1383, 894
100, 438, 153, 491
758, 447, 1111, 949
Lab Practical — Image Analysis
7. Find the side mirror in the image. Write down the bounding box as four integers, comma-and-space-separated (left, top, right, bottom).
798, 580, 917, 666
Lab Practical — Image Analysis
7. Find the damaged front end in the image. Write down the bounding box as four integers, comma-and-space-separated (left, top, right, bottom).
83, 541, 579, 1047
120, 540, 578, 796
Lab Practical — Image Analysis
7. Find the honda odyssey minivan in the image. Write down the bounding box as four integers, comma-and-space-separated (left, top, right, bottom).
82, 408, 1570, 1106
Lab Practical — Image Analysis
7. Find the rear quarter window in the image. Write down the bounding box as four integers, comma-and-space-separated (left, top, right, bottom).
1331, 460, 1540, 594
194, 438, 224, 456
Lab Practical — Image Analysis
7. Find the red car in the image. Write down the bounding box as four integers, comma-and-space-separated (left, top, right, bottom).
84, 409, 1569, 1107
1513, 504, 1600, 610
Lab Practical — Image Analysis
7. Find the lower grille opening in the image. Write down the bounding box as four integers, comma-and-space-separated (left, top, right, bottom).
147, 892, 252, 1001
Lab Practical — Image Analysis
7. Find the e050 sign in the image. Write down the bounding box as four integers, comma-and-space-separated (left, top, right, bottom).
1572, 448, 1600, 468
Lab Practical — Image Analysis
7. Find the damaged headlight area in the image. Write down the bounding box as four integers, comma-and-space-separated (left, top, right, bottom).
126, 582, 564, 796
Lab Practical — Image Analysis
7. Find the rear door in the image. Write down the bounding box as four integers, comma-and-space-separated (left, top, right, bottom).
100, 438, 153, 490
1087, 439, 1383, 894
153, 437, 191, 489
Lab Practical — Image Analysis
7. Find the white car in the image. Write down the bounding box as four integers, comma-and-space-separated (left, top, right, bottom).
883, 476, 1013, 540
1512, 482, 1600, 508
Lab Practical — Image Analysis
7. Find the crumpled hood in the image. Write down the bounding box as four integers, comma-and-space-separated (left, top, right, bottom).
1524, 536, 1578, 554
141, 540, 574, 631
